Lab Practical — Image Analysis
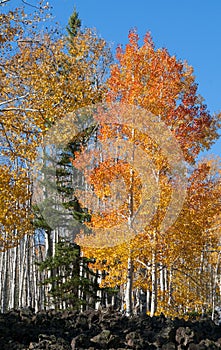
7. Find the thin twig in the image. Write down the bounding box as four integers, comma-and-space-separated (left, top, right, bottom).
0, 94, 29, 107
21, 0, 41, 9
1, 107, 42, 112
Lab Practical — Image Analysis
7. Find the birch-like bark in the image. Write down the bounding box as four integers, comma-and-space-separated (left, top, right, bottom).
125, 255, 133, 316
95, 269, 102, 310
124, 127, 136, 316
150, 249, 157, 317
159, 263, 166, 305
2, 249, 9, 312
0, 251, 3, 309
212, 251, 220, 321
19, 236, 27, 307
168, 266, 174, 306
11, 248, 15, 309
14, 245, 20, 309
78, 250, 84, 312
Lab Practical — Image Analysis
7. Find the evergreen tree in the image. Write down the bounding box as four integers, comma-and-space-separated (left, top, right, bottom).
33, 130, 99, 310
38, 240, 100, 310
32, 8, 111, 311
66, 8, 81, 39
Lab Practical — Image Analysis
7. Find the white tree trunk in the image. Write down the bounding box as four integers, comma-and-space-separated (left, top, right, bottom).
125, 256, 133, 316
146, 289, 151, 313
168, 266, 174, 306
95, 269, 102, 310
150, 250, 157, 317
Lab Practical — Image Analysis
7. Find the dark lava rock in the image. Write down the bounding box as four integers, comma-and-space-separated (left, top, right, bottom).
0, 308, 221, 349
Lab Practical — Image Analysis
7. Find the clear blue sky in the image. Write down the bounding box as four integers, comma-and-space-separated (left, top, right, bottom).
6, 0, 221, 156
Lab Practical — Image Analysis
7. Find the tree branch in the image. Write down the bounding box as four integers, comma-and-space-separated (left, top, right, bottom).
21, 0, 41, 9
1, 107, 42, 112
0, 121, 14, 155
0, 0, 10, 5
135, 259, 151, 269
0, 94, 29, 107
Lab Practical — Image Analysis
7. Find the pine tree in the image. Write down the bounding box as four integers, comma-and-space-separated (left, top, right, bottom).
66, 8, 81, 39
38, 240, 100, 310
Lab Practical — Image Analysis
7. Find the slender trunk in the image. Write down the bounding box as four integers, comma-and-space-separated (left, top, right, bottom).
8, 248, 12, 309
26, 236, 31, 307
160, 263, 164, 292
111, 294, 115, 307
146, 289, 151, 313
95, 269, 102, 310
11, 245, 19, 309
78, 250, 84, 312
45, 229, 55, 309
138, 289, 146, 315
168, 266, 174, 306
125, 255, 133, 316
14, 245, 20, 309
160, 263, 165, 304
212, 252, 220, 321
164, 266, 168, 291
133, 288, 139, 315
2, 249, 9, 312
124, 128, 136, 317
120, 284, 125, 312
19, 236, 26, 307
150, 249, 157, 317
0, 251, 3, 310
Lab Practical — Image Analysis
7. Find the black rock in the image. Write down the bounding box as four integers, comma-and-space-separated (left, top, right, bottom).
0, 309, 221, 349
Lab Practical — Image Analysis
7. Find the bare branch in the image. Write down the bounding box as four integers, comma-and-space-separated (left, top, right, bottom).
0, 0, 10, 5
0, 121, 14, 155
21, 0, 41, 9
0, 94, 29, 107
135, 259, 151, 269
1, 107, 42, 112
17, 39, 40, 45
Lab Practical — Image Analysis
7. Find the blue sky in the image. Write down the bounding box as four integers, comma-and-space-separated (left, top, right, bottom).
5, 0, 221, 156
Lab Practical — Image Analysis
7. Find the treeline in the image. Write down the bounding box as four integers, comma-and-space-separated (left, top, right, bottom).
0, 0, 221, 319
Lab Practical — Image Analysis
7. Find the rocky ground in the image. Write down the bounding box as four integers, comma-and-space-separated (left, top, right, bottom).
0, 308, 221, 349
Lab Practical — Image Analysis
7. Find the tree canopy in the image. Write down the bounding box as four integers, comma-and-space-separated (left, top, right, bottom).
0, 2, 221, 318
